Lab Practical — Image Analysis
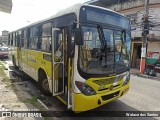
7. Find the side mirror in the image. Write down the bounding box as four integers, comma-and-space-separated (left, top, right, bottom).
75, 28, 83, 45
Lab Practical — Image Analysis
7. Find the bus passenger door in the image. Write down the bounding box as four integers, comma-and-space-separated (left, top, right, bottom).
52, 28, 65, 96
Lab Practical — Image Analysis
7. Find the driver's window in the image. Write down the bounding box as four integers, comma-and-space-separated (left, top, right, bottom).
82, 27, 100, 61
83, 31, 93, 50
83, 27, 100, 50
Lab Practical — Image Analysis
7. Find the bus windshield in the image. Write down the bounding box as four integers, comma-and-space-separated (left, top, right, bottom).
79, 25, 131, 75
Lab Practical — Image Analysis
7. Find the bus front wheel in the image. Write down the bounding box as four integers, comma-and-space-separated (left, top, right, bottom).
38, 70, 52, 96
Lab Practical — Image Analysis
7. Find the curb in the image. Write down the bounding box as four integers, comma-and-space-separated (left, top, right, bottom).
131, 73, 160, 81
37, 99, 49, 110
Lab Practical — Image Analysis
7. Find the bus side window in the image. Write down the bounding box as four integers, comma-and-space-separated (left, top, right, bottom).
12, 33, 14, 46
21, 30, 24, 47
29, 26, 39, 49
41, 22, 52, 52
11, 34, 13, 45
23, 30, 27, 48
17, 34, 20, 47
8, 34, 10, 46
16, 31, 21, 47
13, 33, 17, 47
27, 29, 30, 48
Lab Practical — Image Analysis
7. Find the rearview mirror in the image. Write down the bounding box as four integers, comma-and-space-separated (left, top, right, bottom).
75, 28, 83, 45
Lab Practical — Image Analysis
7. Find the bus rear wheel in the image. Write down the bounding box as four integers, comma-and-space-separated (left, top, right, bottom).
38, 71, 52, 96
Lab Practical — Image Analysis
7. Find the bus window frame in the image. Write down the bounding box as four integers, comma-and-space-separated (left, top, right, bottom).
13, 32, 16, 47
8, 34, 10, 46
21, 30, 24, 47
29, 26, 39, 50
40, 22, 52, 52
79, 6, 130, 31
16, 31, 22, 48
77, 23, 131, 79
10, 33, 13, 45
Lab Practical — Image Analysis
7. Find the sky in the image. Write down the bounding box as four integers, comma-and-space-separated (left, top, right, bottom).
0, 0, 88, 35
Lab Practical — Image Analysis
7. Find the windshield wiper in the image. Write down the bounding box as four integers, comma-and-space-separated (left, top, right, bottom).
97, 25, 106, 51
97, 25, 108, 65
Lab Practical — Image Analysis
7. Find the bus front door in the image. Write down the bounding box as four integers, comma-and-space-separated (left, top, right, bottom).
52, 28, 65, 96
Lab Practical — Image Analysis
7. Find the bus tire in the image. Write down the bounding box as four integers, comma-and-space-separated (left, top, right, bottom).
38, 70, 52, 96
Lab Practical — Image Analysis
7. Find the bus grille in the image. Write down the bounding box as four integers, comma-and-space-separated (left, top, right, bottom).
93, 77, 115, 86
98, 84, 120, 91
101, 91, 120, 101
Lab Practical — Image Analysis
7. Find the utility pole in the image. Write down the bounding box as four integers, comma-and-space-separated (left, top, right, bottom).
140, 0, 149, 74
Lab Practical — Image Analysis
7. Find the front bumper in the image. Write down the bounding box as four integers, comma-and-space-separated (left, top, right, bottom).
73, 82, 130, 112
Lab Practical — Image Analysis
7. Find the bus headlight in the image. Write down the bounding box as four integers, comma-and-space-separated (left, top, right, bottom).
123, 72, 130, 86
75, 81, 96, 96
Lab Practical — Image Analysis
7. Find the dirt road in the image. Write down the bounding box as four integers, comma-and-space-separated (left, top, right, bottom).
0, 61, 45, 120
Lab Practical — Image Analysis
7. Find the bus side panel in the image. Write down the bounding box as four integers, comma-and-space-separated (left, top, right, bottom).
8, 45, 12, 61
13, 47, 18, 66
21, 48, 28, 73
27, 50, 52, 92
26, 50, 39, 81
39, 52, 52, 92
26, 50, 52, 82
16, 47, 21, 67
18, 47, 23, 69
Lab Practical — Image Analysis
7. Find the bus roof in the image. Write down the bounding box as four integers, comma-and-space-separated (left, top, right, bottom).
9, 3, 125, 33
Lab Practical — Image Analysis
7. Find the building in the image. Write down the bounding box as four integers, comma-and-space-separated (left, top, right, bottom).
1, 30, 9, 45
88, 0, 160, 69
0, 0, 12, 46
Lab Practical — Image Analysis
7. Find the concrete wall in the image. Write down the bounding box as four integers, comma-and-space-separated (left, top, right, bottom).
1, 30, 9, 45
131, 7, 160, 38
108, 0, 145, 11
147, 42, 160, 52
90, 0, 160, 38
108, 0, 160, 12
107, 0, 160, 38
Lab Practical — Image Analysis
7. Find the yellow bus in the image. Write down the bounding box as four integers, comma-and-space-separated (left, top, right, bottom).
8, 4, 131, 112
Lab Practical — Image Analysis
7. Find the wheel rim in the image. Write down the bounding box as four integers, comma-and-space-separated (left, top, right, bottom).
42, 79, 49, 91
